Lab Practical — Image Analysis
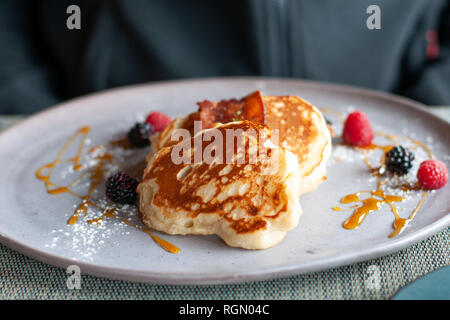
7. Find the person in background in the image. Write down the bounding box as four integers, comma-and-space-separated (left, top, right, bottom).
0, 0, 449, 114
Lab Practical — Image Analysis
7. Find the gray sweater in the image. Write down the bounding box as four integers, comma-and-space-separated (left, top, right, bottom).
0, 0, 449, 114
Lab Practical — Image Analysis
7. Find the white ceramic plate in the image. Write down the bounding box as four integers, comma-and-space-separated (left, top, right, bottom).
0, 78, 449, 284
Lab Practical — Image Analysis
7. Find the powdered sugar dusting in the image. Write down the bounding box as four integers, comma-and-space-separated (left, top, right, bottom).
42, 125, 149, 260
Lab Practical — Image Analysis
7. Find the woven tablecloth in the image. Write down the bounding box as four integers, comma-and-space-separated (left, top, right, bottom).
0, 108, 449, 300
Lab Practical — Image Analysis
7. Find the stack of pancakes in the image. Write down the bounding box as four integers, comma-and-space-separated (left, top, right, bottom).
137, 91, 331, 249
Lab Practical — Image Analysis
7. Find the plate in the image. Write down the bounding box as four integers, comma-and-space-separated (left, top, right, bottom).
0, 78, 449, 284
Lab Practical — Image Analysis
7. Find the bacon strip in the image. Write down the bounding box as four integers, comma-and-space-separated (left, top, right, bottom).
197, 91, 265, 128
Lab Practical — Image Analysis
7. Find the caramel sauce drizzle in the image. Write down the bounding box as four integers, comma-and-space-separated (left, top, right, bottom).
334, 141, 429, 237
36, 126, 179, 254
323, 110, 432, 238
338, 189, 403, 232
336, 138, 430, 237
376, 131, 433, 159
318, 106, 346, 121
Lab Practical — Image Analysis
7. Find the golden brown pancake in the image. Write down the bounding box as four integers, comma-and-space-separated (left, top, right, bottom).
138, 121, 302, 249
152, 92, 331, 194
263, 95, 331, 194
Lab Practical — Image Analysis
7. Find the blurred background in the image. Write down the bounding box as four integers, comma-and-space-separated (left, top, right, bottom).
0, 0, 449, 114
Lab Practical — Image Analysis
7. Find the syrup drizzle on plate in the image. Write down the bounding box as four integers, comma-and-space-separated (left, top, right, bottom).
322, 108, 433, 238
36, 126, 180, 254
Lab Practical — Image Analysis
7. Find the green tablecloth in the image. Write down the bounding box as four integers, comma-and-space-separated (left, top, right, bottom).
0, 108, 449, 300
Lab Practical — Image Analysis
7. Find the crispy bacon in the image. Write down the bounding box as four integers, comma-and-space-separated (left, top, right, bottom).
197, 91, 265, 128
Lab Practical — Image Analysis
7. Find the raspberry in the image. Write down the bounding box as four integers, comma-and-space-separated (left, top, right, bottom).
385, 146, 415, 175
105, 172, 139, 204
342, 111, 374, 147
145, 111, 171, 132
417, 160, 448, 190
127, 122, 153, 148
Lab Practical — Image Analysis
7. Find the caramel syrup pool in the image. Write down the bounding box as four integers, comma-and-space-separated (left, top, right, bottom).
36, 126, 180, 254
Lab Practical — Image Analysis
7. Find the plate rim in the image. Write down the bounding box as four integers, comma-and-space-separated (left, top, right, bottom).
0, 77, 449, 285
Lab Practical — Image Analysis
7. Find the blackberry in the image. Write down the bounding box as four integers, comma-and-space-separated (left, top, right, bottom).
385, 146, 415, 175
127, 122, 153, 148
105, 172, 139, 204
